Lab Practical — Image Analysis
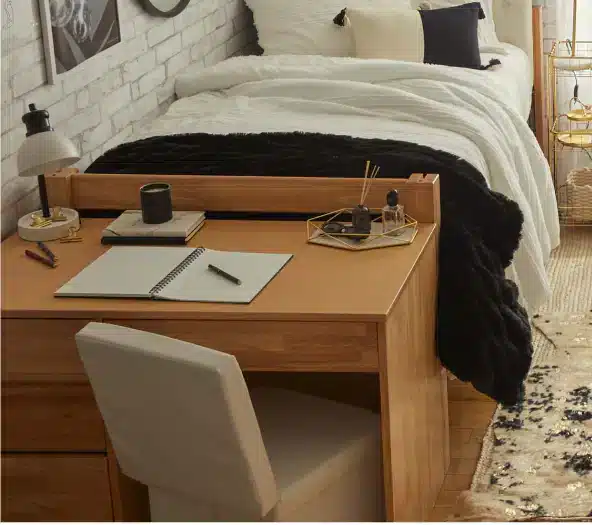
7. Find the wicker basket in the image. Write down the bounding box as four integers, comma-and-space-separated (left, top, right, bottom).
564, 167, 592, 223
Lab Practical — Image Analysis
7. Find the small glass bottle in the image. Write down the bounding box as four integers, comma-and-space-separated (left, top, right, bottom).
382, 189, 405, 235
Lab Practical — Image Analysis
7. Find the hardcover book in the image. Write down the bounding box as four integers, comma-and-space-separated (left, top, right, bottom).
102, 210, 206, 241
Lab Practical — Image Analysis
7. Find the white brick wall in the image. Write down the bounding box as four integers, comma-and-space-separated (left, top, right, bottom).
123, 51, 157, 83
1, 0, 256, 239
542, 1, 556, 52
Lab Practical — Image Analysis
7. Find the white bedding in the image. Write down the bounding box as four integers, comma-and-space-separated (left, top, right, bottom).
481, 44, 533, 120
131, 51, 559, 313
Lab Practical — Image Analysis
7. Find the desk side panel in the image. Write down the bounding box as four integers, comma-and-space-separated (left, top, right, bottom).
378, 235, 448, 521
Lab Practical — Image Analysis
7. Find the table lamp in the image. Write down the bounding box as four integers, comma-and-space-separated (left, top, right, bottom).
16, 103, 81, 241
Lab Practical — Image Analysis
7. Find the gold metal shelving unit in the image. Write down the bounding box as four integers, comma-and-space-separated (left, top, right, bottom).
547, 40, 592, 225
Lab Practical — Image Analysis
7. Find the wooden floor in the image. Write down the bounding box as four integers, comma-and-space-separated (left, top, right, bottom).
429, 379, 498, 521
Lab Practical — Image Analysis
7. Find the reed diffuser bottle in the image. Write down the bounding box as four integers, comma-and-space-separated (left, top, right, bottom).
382, 189, 405, 235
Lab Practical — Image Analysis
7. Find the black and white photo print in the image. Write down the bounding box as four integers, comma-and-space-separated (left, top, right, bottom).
40, 0, 121, 81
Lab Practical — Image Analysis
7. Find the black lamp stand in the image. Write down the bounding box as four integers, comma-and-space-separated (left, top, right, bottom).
37, 174, 51, 218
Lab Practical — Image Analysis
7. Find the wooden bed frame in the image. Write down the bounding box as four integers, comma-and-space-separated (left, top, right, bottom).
493, 1, 545, 147
532, 5, 545, 148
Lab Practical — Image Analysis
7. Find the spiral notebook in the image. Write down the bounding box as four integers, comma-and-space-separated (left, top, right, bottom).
55, 247, 293, 304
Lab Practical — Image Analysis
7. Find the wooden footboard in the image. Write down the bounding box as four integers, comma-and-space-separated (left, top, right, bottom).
45, 168, 441, 224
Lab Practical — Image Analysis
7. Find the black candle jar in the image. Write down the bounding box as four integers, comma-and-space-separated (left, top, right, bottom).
140, 182, 173, 224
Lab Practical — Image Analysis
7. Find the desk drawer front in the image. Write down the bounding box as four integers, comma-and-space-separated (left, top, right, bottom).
1, 382, 106, 452
1, 319, 91, 380
1, 454, 113, 521
106, 320, 379, 372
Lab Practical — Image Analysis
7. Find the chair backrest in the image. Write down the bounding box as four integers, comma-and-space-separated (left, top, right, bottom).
75, 322, 278, 519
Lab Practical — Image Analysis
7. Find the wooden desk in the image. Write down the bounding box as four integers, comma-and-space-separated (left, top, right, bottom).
2, 176, 448, 522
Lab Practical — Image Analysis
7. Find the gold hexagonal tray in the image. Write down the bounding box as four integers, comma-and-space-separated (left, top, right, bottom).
306, 208, 418, 251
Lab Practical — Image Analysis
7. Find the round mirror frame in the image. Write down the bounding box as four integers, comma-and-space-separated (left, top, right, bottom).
140, 0, 191, 18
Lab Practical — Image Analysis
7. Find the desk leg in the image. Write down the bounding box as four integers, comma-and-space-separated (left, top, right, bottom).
377, 238, 449, 521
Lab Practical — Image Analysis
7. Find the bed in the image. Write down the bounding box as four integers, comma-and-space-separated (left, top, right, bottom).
85, 0, 560, 405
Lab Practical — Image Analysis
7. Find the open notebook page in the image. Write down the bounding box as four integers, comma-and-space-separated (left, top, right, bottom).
56, 247, 196, 298
156, 249, 292, 303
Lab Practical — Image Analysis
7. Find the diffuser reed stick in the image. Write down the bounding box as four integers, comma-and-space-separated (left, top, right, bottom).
360, 160, 371, 204
361, 162, 380, 205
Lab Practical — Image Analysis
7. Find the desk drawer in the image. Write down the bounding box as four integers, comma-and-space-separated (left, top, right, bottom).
1, 382, 106, 452
106, 320, 379, 372
1, 319, 92, 380
1, 454, 113, 521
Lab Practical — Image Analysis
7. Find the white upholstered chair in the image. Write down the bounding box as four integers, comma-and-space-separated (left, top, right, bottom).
75, 322, 384, 522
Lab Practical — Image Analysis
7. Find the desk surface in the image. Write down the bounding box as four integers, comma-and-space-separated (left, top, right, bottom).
2, 219, 435, 322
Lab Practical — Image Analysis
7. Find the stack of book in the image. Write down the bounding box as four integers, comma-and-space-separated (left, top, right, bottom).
101, 210, 206, 245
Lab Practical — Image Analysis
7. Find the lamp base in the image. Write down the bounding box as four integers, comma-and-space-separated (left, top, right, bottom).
17, 208, 80, 242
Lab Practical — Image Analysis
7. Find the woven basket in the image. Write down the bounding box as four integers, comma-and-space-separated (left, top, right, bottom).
565, 167, 592, 222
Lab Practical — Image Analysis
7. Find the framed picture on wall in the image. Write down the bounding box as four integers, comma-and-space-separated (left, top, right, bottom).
39, 0, 122, 84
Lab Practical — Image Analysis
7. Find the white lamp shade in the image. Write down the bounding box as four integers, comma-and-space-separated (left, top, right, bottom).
17, 130, 80, 178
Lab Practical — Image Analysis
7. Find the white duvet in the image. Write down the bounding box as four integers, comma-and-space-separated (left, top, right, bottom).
132, 53, 560, 313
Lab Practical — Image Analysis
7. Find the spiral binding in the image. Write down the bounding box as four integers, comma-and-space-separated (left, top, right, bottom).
149, 247, 206, 297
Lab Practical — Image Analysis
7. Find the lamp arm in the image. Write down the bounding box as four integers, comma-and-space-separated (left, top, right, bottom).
37, 174, 51, 218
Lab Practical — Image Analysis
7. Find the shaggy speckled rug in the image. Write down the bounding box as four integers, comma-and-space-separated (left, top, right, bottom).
456, 229, 592, 522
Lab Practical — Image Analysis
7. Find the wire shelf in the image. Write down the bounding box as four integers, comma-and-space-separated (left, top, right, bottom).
548, 40, 592, 58
547, 41, 592, 78
547, 39, 592, 212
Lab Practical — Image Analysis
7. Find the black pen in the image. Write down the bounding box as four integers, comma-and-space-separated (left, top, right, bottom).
207, 264, 242, 285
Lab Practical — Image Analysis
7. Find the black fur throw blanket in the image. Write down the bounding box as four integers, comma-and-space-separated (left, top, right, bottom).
88, 132, 533, 405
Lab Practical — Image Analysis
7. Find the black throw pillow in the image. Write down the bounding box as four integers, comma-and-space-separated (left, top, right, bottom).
420, 5, 482, 68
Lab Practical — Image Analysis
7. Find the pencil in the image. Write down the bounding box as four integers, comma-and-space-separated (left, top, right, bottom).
37, 241, 57, 261
25, 249, 57, 268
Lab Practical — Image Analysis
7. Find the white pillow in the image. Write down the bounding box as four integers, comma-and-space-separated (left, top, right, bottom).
412, 0, 502, 50
245, 0, 413, 57
346, 8, 424, 62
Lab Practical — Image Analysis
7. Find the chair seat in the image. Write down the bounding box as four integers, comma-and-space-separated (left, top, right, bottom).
149, 387, 384, 522
251, 388, 384, 522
